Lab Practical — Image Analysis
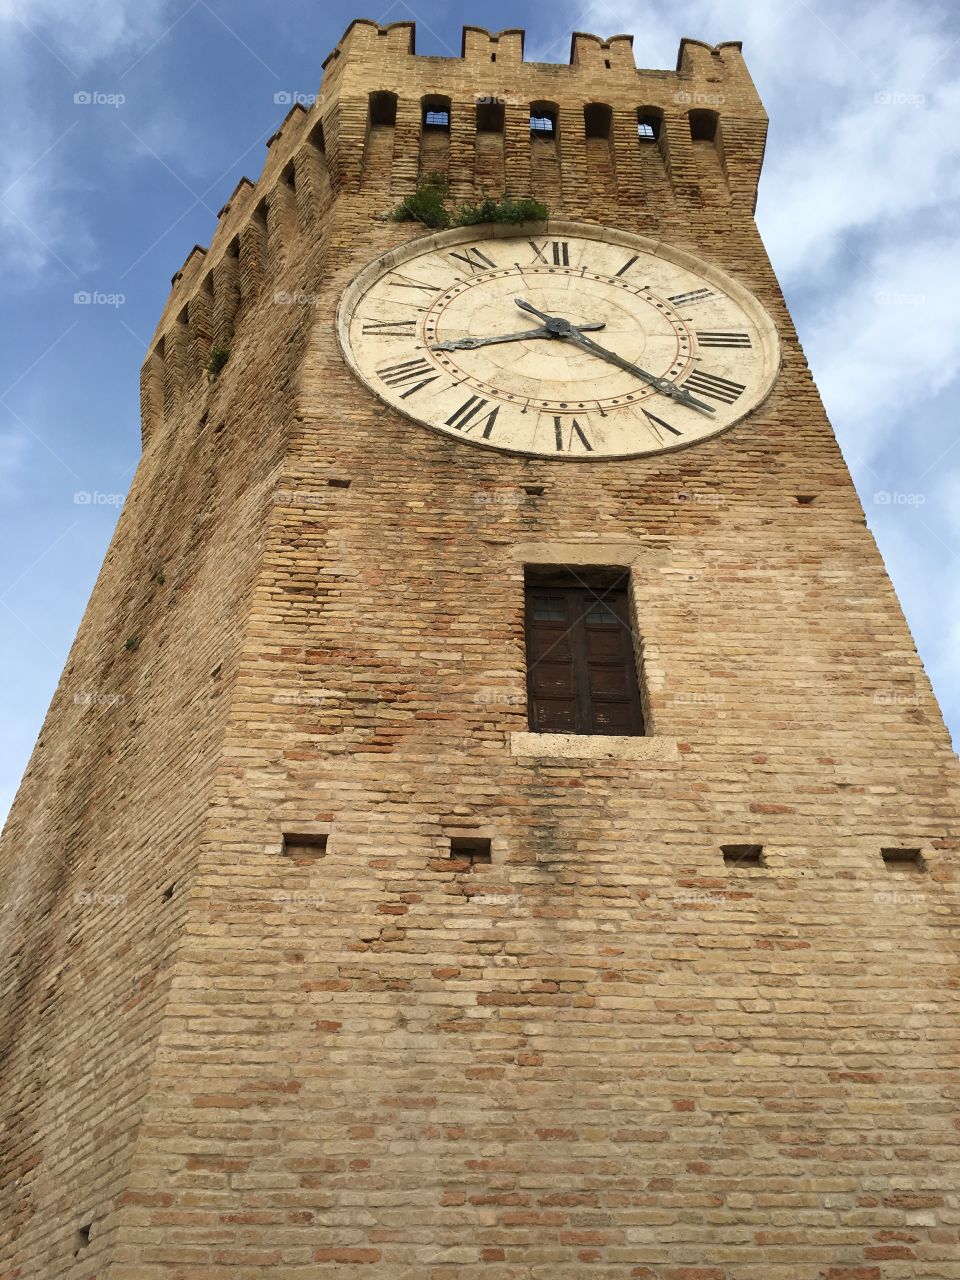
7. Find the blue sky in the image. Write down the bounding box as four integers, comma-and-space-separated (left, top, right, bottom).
2, 0, 958, 820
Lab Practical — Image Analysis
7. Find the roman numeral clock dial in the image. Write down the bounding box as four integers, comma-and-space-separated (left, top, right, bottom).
337, 223, 781, 459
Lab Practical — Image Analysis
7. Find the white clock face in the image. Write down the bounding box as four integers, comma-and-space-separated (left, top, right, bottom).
337, 221, 780, 460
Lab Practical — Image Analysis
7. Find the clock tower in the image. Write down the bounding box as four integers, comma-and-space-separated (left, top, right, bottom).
2, 19, 958, 1279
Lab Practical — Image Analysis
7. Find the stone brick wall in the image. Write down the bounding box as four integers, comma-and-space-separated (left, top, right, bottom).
2, 19, 958, 1280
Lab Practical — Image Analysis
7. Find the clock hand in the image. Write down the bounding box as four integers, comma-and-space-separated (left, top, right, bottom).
431, 320, 606, 352
514, 298, 715, 416
561, 328, 716, 416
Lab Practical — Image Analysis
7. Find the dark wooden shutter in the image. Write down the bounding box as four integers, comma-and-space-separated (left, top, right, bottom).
525, 582, 644, 736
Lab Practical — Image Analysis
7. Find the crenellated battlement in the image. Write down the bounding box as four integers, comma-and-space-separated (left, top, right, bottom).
142, 17, 768, 449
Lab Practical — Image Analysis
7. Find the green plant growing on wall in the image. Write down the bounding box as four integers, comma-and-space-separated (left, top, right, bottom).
205, 346, 230, 381
453, 196, 549, 226
391, 177, 549, 232
390, 173, 451, 229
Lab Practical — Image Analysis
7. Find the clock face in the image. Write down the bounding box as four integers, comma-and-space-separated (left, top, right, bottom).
337, 221, 780, 460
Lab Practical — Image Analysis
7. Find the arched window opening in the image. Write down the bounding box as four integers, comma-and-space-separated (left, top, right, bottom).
637, 108, 662, 142
530, 102, 558, 138
584, 102, 612, 139
689, 109, 719, 143
422, 95, 451, 130
476, 101, 505, 134
369, 91, 398, 127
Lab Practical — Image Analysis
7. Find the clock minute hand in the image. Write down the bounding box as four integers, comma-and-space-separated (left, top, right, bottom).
431, 320, 606, 353
514, 298, 716, 416
561, 327, 716, 416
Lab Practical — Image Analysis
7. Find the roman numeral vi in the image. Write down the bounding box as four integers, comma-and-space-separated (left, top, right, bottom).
554, 416, 593, 453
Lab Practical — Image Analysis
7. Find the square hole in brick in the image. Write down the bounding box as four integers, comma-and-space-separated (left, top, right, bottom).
328, 477, 351, 489
722, 843, 765, 869
75, 1223, 92, 1254
448, 835, 492, 865
881, 846, 925, 870
524, 485, 546, 497
282, 833, 329, 864
795, 494, 817, 506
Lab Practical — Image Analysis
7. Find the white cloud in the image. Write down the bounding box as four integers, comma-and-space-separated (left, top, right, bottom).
805, 235, 960, 462
0, 1, 180, 280
0, 0, 174, 70
567, 0, 960, 282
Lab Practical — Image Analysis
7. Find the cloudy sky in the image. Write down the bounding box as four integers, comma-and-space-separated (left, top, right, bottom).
1, 0, 958, 819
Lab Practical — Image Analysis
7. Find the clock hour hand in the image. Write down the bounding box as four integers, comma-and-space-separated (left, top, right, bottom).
514, 298, 715, 416
431, 320, 606, 352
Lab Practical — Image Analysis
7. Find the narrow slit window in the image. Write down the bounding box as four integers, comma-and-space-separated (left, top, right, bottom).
524, 569, 644, 737
722, 844, 765, 868
283, 832, 329, 862
449, 835, 492, 864
881, 847, 925, 869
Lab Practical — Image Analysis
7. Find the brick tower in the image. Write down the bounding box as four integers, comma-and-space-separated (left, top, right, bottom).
2, 19, 958, 1280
